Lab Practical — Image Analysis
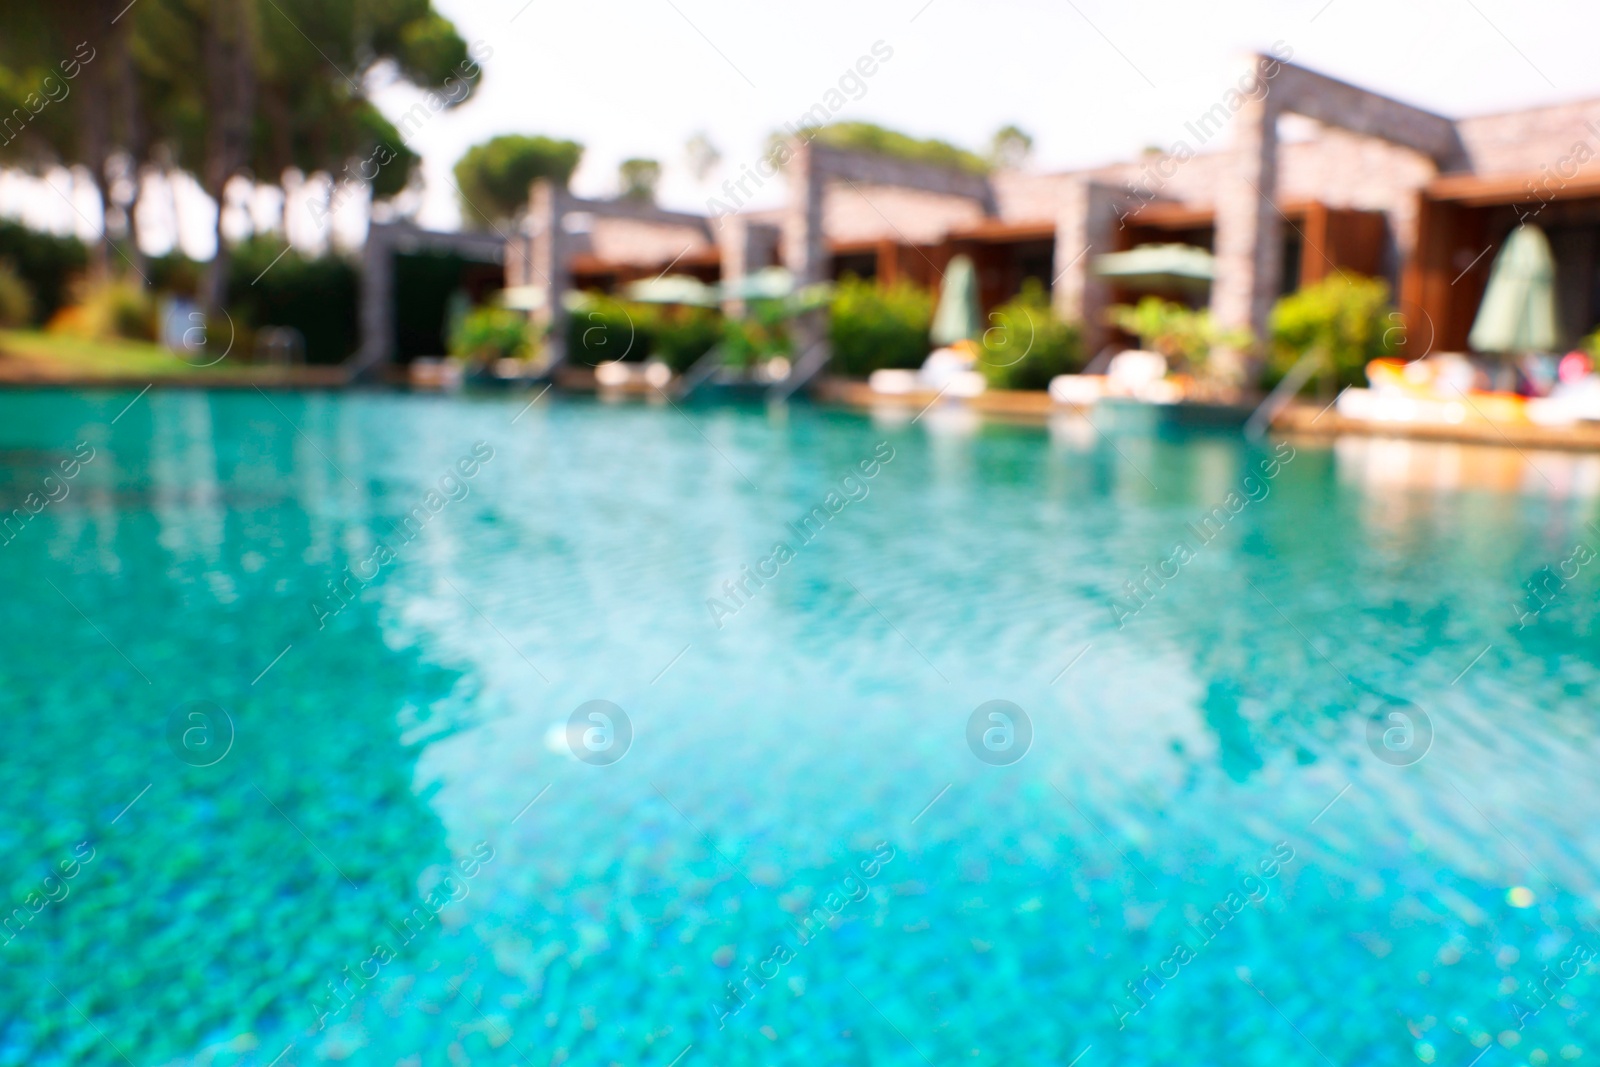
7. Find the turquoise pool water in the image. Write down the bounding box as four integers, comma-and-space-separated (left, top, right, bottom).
2, 388, 1599, 1066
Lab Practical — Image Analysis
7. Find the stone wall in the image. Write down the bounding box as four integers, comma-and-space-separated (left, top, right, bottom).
823, 184, 989, 245
1456, 98, 1600, 178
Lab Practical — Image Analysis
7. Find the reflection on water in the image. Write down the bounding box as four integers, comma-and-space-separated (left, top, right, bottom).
1, 390, 1597, 1067
1334, 433, 1600, 497
0, 391, 465, 1065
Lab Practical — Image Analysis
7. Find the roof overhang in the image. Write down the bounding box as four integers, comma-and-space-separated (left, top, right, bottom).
1124, 199, 1318, 230
1426, 171, 1600, 207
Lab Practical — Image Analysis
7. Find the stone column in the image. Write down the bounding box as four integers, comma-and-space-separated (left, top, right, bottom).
354, 223, 395, 379
1210, 91, 1281, 383
527, 180, 571, 368
782, 139, 830, 358
502, 221, 530, 289
717, 215, 750, 319
782, 139, 828, 285
718, 216, 780, 318
1053, 179, 1125, 358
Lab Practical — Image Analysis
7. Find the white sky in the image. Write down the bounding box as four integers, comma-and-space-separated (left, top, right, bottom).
6, 0, 1600, 252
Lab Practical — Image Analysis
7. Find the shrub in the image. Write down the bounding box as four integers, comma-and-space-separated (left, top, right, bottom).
228, 240, 360, 364
0, 220, 86, 324
978, 279, 1084, 390
567, 293, 648, 365
1268, 273, 1398, 391
56, 278, 158, 341
0, 259, 36, 328
829, 275, 932, 377
564, 294, 724, 372
147, 253, 203, 298
450, 305, 530, 363
1110, 297, 1206, 365
722, 298, 793, 370
1107, 296, 1250, 378
650, 305, 723, 373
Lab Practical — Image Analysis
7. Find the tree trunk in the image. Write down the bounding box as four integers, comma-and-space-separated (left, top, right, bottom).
80, 41, 111, 282
278, 171, 290, 239
164, 163, 182, 263
200, 0, 256, 315
262, 87, 294, 239
116, 14, 147, 280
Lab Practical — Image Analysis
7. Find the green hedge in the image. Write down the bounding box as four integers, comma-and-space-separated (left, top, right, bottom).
566, 293, 723, 372
449, 305, 530, 363
145, 253, 204, 299
0, 220, 86, 325
721, 298, 792, 369
978, 279, 1084, 390
0, 260, 34, 327
0, 224, 359, 361
567, 293, 648, 365
227, 239, 360, 365
1267, 274, 1398, 391
651, 305, 723, 372
828, 275, 932, 378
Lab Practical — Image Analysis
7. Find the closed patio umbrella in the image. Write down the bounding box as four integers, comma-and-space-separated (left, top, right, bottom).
1469, 225, 1559, 355
931, 254, 982, 347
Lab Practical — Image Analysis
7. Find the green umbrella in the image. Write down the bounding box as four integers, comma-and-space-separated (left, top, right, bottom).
720, 266, 795, 302
931, 254, 982, 347
1093, 243, 1215, 297
1469, 225, 1559, 355
622, 274, 719, 307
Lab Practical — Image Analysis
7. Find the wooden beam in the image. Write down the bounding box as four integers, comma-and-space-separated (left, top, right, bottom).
1300, 201, 1329, 287
1426, 171, 1600, 207
876, 238, 899, 287
944, 219, 1057, 242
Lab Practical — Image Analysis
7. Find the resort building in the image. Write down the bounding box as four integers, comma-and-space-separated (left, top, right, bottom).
365, 54, 1600, 371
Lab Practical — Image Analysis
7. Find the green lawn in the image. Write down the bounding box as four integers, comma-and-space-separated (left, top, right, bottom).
0, 329, 243, 379
0, 329, 347, 384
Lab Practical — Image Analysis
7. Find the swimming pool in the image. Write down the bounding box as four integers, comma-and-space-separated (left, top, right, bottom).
2, 388, 1597, 1066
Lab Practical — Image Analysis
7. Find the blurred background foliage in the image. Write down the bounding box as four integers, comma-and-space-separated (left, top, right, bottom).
564, 293, 723, 373
1107, 295, 1252, 380
1267, 274, 1400, 392
828, 275, 933, 378
450, 304, 532, 365
452, 135, 583, 229
779, 121, 991, 175
0, 221, 84, 326
979, 279, 1084, 390
0, 0, 474, 309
